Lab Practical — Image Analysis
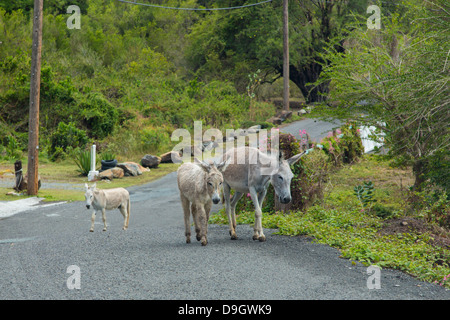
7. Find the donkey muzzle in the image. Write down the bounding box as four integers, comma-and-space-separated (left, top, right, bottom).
280, 195, 292, 204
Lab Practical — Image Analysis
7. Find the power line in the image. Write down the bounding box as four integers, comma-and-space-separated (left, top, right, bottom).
116, 0, 273, 11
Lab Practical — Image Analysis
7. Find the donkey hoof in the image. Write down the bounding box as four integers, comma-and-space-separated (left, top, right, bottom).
230, 234, 238, 240
102, 228, 107, 232
196, 235, 201, 241
252, 235, 258, 241
258, 235, 266, 242
89, 229, 94, 232
201, 240, 208, 246
186, 238, 191, 244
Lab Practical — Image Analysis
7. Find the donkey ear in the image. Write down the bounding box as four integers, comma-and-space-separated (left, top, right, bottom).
85, 183, 89, 190
194, 157, 211, 172
216, 159, 229, 173
287, 151, 306, 166
92, 183, 97, 189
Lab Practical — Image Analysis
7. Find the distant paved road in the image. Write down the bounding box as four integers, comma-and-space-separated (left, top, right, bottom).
0, 119, 448, 300
281, 117, 343, 142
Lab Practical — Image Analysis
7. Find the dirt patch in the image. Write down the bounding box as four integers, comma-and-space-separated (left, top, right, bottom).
379, 217, 450, 249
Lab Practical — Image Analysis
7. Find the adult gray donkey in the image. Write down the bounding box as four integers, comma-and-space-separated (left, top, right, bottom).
222, 146, 305, 242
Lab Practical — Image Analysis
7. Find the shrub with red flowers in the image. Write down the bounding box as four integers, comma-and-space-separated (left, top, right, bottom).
320, 121, 364, 166
264, 133, 330, 213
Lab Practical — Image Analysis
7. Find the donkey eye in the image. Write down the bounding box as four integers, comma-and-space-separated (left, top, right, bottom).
208, 182, 213, 186
278, 176, 284, 181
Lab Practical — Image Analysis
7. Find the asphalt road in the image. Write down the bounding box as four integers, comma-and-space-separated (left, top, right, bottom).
280, 117, 343, 142
0, 119, 449, 300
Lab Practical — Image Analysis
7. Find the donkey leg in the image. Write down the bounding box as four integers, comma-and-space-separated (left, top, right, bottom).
101, 209, 107, 231
90, 211, 96, 232
256, 189, 268, 241
180, 194, 191, 243
196, 205, 208, 246
249, 187, 265, 242
191, 203, 201, 241
230, 192, 244, 231
125, 198, 131, 229
223, 183, 237, 240
119, 204, 128, 230
258, 188, 268, 209
204, 201, 212, 238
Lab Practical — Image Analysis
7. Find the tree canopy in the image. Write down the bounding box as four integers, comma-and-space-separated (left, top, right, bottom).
317, 0, 449, 191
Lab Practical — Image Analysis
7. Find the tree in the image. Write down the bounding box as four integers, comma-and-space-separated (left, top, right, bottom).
0, 0, 88, 15
281, 0, 367, 103
317, 0, 449, 191
185, 0, 367, 102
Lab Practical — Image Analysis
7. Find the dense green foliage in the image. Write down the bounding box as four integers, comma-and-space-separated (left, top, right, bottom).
74, 148, 93, 176
186, 0, 370, 102
48, 121, 89, 161
316, 0, 449, 194
211, 203, 450, 288
0, 0, 277, 160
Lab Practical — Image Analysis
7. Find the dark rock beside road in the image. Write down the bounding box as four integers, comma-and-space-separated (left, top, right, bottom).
141, 154, 161, 168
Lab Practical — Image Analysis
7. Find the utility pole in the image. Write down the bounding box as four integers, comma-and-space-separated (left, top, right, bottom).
27, 0, 44, 195
282, 0, 289, 110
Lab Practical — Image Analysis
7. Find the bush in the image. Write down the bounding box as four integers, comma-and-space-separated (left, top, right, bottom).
78, 92, 119, 139
297, 148, 331, 209
105, 121, 174, 158
74, 149, 93, 176
140, 126, 172, 154
371, 204, 395, 219
340, 122, 364, 164
320, 121, 364, 166
48, 121, 89, 161
5, 136, 23, 160
259, 133, 330, 213
40, 66, 75, 104
354, 181, 377, 210
414, 190, 450, 229
424, 148, 449, 195
101, 151, 116, 161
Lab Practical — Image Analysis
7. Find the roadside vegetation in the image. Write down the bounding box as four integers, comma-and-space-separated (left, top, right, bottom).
0, 156, 179, 202
211, 153, 450, 288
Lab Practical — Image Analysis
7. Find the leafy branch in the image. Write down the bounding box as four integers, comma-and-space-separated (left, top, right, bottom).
354, 181, 377, 211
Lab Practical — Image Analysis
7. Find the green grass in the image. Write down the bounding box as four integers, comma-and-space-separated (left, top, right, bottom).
210, 155, 450, 288
0, 158, 179, 202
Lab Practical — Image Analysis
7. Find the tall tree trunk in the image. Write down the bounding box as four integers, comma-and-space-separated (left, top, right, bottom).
412, 158, 428, 192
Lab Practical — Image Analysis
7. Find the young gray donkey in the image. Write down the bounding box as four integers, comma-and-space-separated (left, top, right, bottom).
84, 183, 131, 232
177, 158, 228, 246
